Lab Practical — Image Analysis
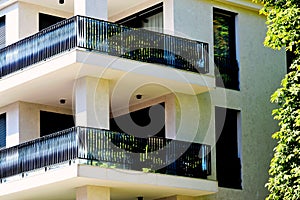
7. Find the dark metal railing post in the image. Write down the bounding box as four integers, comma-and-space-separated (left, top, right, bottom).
0, 15, 209, 79
0, 17, 78, 78
0, 126, 212, 180
75, 126, 79, 160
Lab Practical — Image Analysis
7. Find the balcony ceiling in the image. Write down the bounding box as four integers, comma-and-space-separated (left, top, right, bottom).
0, 50, 212, 111
19, 0, 74, 12
1, 0, 259, 19
108, 0, 158, 18
13, 0, 159, 19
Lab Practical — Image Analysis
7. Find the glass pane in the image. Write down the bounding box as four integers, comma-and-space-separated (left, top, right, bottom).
213, 13, 231, 58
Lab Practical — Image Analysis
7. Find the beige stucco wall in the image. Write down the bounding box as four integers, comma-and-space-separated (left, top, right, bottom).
0, 2, 19, 45
18, 2, 72, 39
0, 0, 287, 199
0, 1, 72, 45
174, 91, 216, 180
175, 0, 214, 76
18, 101, 73, 142
76, 185, 110, 200
75, 77, 110, 129
0, 101, 73, 146
169, 0, 286, 199
74, 0, 108, 20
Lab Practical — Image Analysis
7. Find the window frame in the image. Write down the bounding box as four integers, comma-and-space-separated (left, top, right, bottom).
116, 3, 163, 29
213, 8, 240, 90
38, 13, 66, 31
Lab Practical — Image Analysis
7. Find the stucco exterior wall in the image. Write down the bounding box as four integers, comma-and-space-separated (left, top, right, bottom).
169, 0, 286, 199
75, 77, 110, 129
0, 2, 19, 45
167, 0, 287, 199
0, 0, 287, 199
0, 1, 72, 45
0, 101, 73, 146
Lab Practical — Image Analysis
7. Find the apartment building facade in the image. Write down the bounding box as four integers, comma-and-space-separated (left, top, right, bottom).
0, 0, 285, 200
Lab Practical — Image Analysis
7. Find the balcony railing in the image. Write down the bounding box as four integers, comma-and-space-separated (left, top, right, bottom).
215, 56, 239, 90
0, 127, 211, 180
0, 15, 209, 78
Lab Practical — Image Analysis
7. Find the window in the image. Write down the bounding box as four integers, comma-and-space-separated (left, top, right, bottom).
286, 50, 296, 73
0, 113, 6, 148
215, 107, 242, 189
116, 3, 163, 31
0, 16, 5, 49
39, 13, 65, 31
110, 103, 165, 138
213, 8, 239, 90
40, 111, 74, 137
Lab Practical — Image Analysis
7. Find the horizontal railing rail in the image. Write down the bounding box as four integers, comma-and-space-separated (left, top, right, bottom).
76, 16, 209, 73
0, 17, 77, 77
0, 127, 211, 180
0, 15, 209, 78
0, 127, 78, 179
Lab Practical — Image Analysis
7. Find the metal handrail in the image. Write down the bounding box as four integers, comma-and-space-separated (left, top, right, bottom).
0, 126, 211, 180
0, 15, 209, 78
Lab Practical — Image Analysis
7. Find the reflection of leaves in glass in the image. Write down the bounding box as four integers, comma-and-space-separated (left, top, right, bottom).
213, 15, 230, 57
213, 12, 239, 90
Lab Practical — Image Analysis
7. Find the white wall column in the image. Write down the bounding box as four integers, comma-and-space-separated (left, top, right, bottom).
4, 1, 72, 45
5, 2, 37, 45
18, 2, 39, 39
5, 3, 20, 45
74, 0, 108, 20
5, 102, 40, 147
75, 77, 110, 129
165, 94, 176, 139
76, 186, 110, 200
6, 103, 20, 147
19, 102, 39, 143
163, 0, 175, 34
174, 93, 200, 141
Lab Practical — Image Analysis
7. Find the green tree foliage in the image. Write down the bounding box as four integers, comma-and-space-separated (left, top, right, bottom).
257, 0, 300, 199
268, 60, 300, 200
259, 0, 300, 54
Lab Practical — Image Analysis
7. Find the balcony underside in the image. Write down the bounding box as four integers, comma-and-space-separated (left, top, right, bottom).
0, 49, 214, 109
0, 164, 217, 200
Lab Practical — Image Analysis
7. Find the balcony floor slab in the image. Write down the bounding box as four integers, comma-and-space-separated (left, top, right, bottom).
0, 163, 217, 200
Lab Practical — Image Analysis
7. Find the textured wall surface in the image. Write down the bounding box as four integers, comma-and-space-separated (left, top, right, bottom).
171, 0, 286, 199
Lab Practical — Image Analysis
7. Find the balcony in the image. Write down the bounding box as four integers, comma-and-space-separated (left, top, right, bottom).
0, 15, 209, 79
0, 126, 211, 181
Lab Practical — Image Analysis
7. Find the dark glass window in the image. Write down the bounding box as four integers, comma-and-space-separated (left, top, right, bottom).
286, 50, 297, 73
0, 16, 5, 49
0, 113, 6, 148
110, 103, 165, 138
39, 13, 65, 31
116, 3, 163, 30
213, 8, 239, 90
215, 107, 242, 189
40, 111, 74, 137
